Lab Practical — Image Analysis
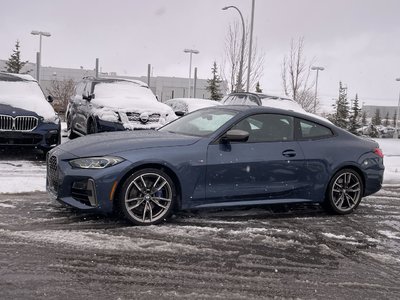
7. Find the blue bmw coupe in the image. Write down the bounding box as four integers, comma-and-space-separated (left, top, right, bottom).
47, 106, 384, 225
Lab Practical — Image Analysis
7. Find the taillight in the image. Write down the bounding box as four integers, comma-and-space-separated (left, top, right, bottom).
374, 148, 384, 158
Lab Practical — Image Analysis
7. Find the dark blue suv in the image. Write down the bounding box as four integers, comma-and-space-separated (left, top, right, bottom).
0, 72, 61, 152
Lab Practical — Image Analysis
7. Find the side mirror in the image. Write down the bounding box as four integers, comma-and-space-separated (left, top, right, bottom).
175, 111, 185, 117
82, 93, 94, 101
47, 95, 54, 103
221, 129, 249, 143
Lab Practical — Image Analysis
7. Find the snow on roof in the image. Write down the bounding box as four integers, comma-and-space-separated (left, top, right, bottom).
99, 77, 148, 88
260, 98, 304, 112
166, 98, 221, 112
259, 98, 332, 124
0, 72, 36, 82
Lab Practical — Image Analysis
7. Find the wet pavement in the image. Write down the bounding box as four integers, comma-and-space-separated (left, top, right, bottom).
0, 184, 399, 299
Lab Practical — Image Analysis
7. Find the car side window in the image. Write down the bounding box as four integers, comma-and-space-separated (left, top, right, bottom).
231, 114, 294, 142
83, 82, 92, 97
223, 96, 235, 105
297, 119, 333, 140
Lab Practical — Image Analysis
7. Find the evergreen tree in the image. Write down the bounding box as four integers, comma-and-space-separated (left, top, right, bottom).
348, 93, 361, 134
329, 82, 349, 129
372, 109, 381, 125
206, 62, 223, 100
255, 81, 262, 93
361, 111, 367, 126
383, 112, 390, 127
5, 40, 28, 73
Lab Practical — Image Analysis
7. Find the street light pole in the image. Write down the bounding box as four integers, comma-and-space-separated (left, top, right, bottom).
394, 78, 400, 139
183, 49, 199, 98
311, 66, 324, 113
222, 5, 245, 92
246, 0, 255, 92
31, 30, 51, 84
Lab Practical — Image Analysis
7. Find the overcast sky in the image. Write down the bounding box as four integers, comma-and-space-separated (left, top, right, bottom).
1, 0, 400, 109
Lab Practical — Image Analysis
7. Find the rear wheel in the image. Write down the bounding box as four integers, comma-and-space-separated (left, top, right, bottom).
118, 168, 176, 225
325, 169, 363, 214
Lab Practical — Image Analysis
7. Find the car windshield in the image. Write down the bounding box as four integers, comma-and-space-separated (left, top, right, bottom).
93, 81, 156, 100
159, 108, 237, 137
91, 81, 161, 109
0, 80, 45, 100
222, 94, 260, 106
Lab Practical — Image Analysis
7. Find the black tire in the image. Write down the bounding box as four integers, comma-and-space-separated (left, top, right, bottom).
325, 169, 363, 215
118, 168, 176, 225
87, 118, 98, 135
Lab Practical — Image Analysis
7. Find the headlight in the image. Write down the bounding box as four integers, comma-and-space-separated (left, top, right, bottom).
69, 156, 124, 169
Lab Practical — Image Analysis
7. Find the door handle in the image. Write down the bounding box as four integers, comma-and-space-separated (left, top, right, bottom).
282, 149, 296, 157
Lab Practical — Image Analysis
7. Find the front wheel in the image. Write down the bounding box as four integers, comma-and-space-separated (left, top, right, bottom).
325, 169, 363, 214
118, 168, 176, 225
67, 117, 78, 139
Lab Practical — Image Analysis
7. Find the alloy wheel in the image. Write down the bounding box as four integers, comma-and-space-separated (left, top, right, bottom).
122, 171, 174, 225
328, 170, 363, 214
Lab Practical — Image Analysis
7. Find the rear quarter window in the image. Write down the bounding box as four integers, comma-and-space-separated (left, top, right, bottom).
297, 119, 333, 140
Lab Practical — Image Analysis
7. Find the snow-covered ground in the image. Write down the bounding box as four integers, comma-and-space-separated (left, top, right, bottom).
0, 160, 46, 193
0, 136, 398, 194
374, 138, 400, 183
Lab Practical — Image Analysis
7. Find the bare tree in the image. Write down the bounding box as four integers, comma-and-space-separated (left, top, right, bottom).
47, 79, 75, 116
221, 21, 264, 93
281, 37, 316, 112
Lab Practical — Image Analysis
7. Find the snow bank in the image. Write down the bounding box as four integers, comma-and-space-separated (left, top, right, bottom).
0, 161, 46, 193
374, 138, 400, 184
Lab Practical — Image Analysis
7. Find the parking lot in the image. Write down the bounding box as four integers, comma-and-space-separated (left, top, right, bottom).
0, 152, 399, 299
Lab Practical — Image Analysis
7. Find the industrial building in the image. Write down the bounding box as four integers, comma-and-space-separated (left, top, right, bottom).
0, 59, 223, 102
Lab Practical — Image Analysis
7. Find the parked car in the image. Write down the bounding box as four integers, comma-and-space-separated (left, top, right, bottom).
66, 77, 176, 138
47, 105, 384, 225
165, 98, 221, 116
221, 92, 331, 123
0, 72, 60, 151
222, 92, 305, 112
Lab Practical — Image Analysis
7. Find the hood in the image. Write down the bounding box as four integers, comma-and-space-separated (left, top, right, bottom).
0, 103, 40, 117
92, 97, 174, 114
57, 130, 201, 157
0, 80, 57, 122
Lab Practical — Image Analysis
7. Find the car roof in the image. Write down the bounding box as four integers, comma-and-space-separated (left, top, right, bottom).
217, 105, 333, 127
0, 72, 36, 82
82, 76, 149, 88
166, 98, 214, 102
227, 91, 293, 101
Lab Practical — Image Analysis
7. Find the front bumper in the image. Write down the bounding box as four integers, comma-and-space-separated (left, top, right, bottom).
0, 122, 60, 150
96, 118, 163, 132
46, 148, 132, 213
